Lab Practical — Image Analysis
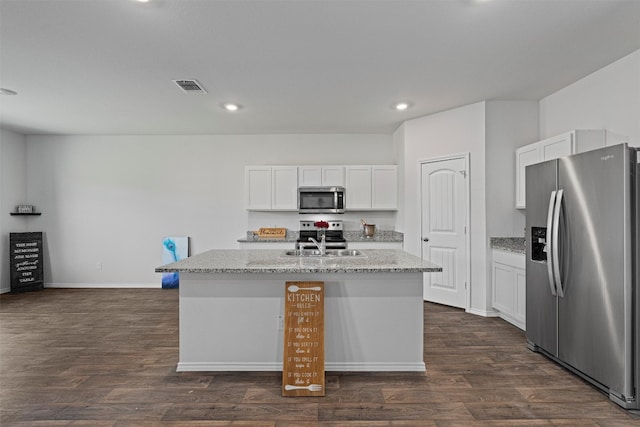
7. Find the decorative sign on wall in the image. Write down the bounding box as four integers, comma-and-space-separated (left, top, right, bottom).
9, 232, 44, 293
282, 281, 325, 397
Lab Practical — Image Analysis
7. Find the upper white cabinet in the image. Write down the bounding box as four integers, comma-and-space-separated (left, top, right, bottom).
245, 166, 272, 210
371, 166, 399, 209
247, 164, 398, 211
515, 130, 627, 209
245, 166, 298, 211
539, 132, 574, 161
345, 166, 372, 209
298, 166, 344, 187
271, 167, 298, 210
515, 134, 571, 208
345, 165, 398, 210
515, 145, 542, 209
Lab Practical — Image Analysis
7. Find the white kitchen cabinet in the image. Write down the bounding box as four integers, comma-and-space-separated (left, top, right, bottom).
322, 166, 345, 186
515, 129, 627, 208
271, 167, 298, 210
345, 166, 373, 209
298, 166, 344, 187
245, 166, 298, 211
515, 145, 541, 208
372, 166, 398, 209
345, 165, 398, 210
245, 166, 272, 210
514, 267, 526, 325
248, 164, 397, 212
540, 132, 573, 160
491, 249, 526, 330
515, 134, 572, 209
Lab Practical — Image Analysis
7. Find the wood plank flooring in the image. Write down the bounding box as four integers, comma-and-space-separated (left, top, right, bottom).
1, 288, 638, 426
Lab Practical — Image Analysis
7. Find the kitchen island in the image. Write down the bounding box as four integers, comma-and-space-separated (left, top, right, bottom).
156, 249, 441, 372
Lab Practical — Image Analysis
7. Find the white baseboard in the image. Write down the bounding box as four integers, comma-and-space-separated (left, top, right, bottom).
177, 361, 426, 372
2, 284, 161, 293
466, 307, 500, 317
177, 362, 282, 372
45, 283, 161, 289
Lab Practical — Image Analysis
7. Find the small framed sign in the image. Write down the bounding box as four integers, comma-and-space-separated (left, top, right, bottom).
9, 232, 44, 292
282, 281, 325, 396
17, 205, 34, 214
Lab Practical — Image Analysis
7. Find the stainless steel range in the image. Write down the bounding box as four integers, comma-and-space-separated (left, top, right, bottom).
296, 220, 347, 250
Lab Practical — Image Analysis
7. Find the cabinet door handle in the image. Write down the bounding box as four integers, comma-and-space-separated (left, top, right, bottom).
423, 237, 429, 242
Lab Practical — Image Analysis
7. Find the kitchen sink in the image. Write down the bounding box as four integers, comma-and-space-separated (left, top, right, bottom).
283, 249, 365, 257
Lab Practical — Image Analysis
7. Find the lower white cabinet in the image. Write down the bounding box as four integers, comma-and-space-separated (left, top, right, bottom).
491, 249, 526, 330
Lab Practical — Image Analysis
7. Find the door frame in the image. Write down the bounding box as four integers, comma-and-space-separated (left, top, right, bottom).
418, 152, 471, 311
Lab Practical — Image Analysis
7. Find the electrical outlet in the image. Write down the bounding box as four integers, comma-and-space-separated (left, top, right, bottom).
96, 261, 102, 270
277, 315, 284, 330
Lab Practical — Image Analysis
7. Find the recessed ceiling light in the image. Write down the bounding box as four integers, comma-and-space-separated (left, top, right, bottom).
0, 88, 18, 96
223, 103, 241, 112
394, 102, 411, 111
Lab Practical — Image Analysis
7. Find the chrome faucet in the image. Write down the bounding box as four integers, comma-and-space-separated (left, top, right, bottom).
308, 235, 326, 256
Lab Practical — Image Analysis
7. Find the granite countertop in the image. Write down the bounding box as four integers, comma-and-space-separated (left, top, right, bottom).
342, 230, 403, 243
156, 249, 440, 274
237, 230, 298, 243
237, 230, 403, 243
490, 237, 526, 254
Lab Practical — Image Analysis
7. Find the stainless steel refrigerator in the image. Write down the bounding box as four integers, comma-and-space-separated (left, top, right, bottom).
525, 143, 639, 410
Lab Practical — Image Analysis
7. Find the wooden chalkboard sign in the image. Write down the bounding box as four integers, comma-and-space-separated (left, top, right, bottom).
282, 281, 325, 397
10, 232, 44, 293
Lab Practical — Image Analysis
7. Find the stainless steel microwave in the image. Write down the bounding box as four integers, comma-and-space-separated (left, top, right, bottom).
298, 186, 345, 214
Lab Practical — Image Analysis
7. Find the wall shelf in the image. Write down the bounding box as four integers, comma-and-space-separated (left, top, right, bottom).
10, 213, 41, 216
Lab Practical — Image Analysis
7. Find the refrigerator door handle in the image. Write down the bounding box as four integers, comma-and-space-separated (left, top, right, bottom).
545, 190, 557, 296
552, 189, 565, 298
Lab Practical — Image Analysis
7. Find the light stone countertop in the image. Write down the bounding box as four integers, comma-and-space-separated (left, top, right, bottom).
156, 249, 440, 274
342, 230, 403, 243
490, 237, 526, 254
236, 230, 404, 243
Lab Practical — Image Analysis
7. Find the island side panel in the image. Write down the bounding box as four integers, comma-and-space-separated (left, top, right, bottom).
177, 272, 425, 372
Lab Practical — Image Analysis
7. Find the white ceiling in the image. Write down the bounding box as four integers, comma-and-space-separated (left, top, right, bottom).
1, 0, 639, 136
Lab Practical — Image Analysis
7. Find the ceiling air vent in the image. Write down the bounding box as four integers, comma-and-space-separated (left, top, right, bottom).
172, 79, 207, 94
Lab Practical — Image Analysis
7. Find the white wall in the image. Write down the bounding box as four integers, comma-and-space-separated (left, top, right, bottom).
0, 129, 28, 293
392, 123, 405, 233
485, 100, 539, 238
25, 134, 393, 287
399, 100, 538, 316
539, 49, 640, 146
401, 101, 490, 315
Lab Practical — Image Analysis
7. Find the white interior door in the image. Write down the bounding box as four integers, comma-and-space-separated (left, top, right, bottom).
420, 156, 469, 309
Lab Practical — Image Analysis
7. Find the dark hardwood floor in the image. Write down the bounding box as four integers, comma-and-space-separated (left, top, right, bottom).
1, 288, 638, 426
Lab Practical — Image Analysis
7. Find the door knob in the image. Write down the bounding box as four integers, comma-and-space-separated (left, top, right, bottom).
423, 237, 429, 242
